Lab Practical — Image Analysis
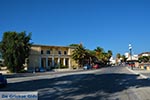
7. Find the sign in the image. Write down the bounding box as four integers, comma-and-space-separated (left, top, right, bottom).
0, 92, 38, 100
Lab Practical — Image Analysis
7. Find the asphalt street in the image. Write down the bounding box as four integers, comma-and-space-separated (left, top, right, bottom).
1, 66, 150, 100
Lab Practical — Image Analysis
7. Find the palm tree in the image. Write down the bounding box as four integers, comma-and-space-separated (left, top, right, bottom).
94, 47, 104, 55
116, 53, 121, 59
94, 47, 104, 60
72, 45, 113, 67
94, 47, 112, 66
121, 55, 127, 62
116, 53, 121, 64
103, 50, 113, 65
107, 50, 113, 59
86, 49, 98, 65
72, 45, 87, 67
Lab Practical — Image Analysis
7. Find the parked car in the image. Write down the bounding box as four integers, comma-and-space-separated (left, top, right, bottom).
83, 65, 91, 70
93, 64, 100, 69
39, 67, 46, 72
34, 67, 46, 72
0, 73, 7, 87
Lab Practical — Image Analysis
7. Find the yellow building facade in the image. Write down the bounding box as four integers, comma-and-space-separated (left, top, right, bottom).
28, 44, 77, 71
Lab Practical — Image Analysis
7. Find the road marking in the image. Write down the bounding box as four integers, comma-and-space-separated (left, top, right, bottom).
126, 67, 148, 79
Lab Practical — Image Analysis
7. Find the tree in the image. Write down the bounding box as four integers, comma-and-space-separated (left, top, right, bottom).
103, 50, 113, 65
94, 47, 104, 61
116, 53, 121, 59
0, 31, 32, 73
72, 44, 86, 67
121, 55, 127, 62
101, 52, 109, 64
72, 44, 92, 67
139, 56, 150, 63
116, 53, 121, 64
86, 49, 98, 63
107, 50, 113, 59
94, 47, 104, 55
72, 45, 113, 67
69, 44, 80, 47
94, 47, 113, 66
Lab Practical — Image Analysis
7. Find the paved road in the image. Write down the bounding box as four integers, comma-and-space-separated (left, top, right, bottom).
1, 66, 150, 100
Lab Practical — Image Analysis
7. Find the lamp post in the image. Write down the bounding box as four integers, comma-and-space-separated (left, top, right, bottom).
129, 44, 132, 60
129, 44, 133, 69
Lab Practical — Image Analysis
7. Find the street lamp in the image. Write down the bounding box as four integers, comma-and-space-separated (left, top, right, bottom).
128, 44, 133, 69
128, 44, 132, 60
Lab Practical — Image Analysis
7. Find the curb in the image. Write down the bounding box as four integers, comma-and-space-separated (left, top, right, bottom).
126, 67, 148, 79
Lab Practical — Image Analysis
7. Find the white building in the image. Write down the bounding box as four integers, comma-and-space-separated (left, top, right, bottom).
125, 52, 138, 61
125, 52, 129, 58
138, 52, 150, 57
109, 57, 116, 64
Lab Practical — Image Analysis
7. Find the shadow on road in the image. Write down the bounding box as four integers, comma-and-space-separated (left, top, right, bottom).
1, 73, 150, 100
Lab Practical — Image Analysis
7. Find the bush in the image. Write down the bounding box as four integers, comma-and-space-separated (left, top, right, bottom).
18, 69, 28, 73
60, 65, 68, 69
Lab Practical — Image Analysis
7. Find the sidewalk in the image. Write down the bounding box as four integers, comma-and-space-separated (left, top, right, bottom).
3, 68, 84, 79
126, 66, 150, 79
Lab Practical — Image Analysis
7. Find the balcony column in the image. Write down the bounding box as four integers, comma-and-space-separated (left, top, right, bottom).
39, 57, 41, 68
57, 58, 60, 65
52, 56, 54, 67
68, 58, 71, 69
63, 58, 66, 66
46, 56, 48, 69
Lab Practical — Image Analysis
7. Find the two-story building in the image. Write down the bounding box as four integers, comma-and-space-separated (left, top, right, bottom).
28, 44, 77, 71
138, 52, 150, 57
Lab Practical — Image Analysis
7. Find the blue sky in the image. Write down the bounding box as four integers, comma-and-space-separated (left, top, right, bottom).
0, 0, 150, 56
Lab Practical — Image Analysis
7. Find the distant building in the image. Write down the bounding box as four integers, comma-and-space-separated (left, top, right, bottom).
125, 52, 150, 61
125, 52, 129, 58
28, 44, 78, 71
109, 57, 116, 65
125, 52, 138, 61
138, 52, 150, 57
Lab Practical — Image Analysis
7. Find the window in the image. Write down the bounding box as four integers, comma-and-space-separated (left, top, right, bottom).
64, 51, 67, 55
47, 50, 50, 54
58, 51, 61, 55
41, 50, 43, 54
